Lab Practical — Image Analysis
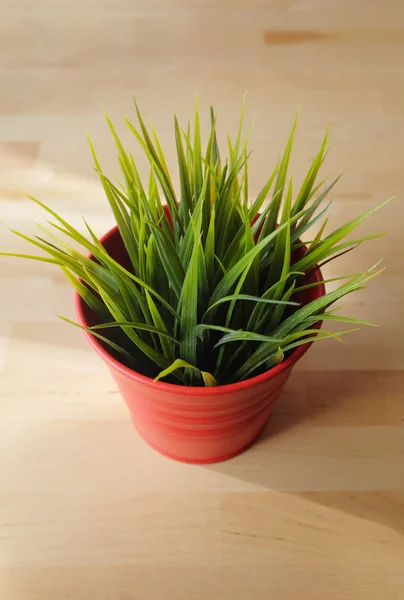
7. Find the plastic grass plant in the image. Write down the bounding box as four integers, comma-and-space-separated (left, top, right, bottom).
2, 100, 388, 386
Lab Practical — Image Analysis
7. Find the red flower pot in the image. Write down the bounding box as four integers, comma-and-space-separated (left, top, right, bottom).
75, 226, 325, 464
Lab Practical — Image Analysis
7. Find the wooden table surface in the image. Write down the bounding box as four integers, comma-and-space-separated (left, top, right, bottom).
1, 1, 403, 598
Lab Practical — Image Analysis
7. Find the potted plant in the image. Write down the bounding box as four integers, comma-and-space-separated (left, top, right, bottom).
2, 100, 387, 463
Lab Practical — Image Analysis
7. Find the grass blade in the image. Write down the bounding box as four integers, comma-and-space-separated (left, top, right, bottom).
293, 199, 391, 273
291, 127, 329, 218
154, 358, 216, 386
193, 96, 203, 200
179, 217, 201, 372
60, 266, 109, 317
205, 293, 299, 315
145, 290, 176, 360
59, 316, 135, 362
143, 219, 185, 298
260, 112, 298, 238
174, 115, 192, 226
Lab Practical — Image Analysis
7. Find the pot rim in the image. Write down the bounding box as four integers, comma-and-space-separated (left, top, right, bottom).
74, 225, 325, 396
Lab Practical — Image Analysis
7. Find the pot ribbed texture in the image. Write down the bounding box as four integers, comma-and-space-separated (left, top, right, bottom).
109, 365, 291, 463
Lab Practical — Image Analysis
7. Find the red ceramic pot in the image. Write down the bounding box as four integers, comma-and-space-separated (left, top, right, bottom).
75, 225, 325, 464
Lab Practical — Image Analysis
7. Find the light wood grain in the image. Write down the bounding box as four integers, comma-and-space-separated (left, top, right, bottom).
1, 0, 403, 598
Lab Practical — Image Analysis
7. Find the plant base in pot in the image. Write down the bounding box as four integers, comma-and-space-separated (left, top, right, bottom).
74, 225, 325, 464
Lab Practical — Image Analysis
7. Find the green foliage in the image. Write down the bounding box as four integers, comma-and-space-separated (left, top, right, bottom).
2, 100, 388, 386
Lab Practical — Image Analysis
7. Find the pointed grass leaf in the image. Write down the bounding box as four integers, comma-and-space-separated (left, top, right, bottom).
174, 115, 192, 225
291, 127, 330, 219
204, 293, 299, 316
143, 219, 185, 298
260, 112, 298, 238
145, 290, 176, 360
248, 163, 279, 221
293, 199, 391, 273
179, 219, 200, 367
60, 266, 108, 317
154, 359, 216, 386
59, 316, 135, 363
